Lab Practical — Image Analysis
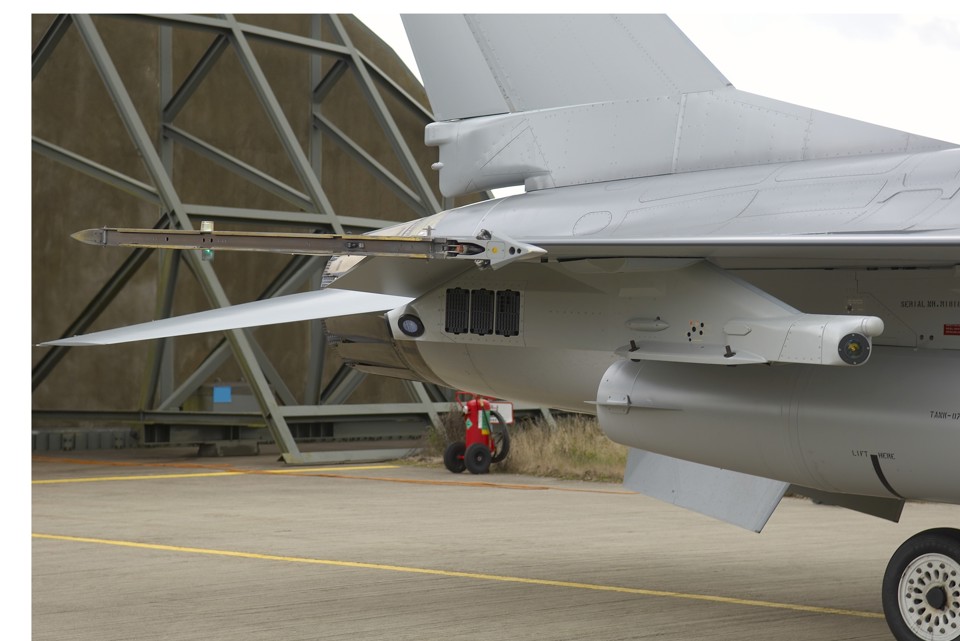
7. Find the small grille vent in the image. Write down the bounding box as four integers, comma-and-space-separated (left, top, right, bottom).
444, 288, 470, 334
495, 290, 521, 337
444, 288, 522, 337
470, 289, 495, 336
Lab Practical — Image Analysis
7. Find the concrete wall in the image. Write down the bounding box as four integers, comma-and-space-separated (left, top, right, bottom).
31, 15, 463, 413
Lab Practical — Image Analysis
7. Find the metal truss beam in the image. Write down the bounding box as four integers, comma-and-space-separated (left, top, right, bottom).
32, 14, 73, 80
155, 253, 326, 411
313, 111, 424, 213
140, 248, 180, 409
162, 34, 230, 121
71, 13, 306, 460
328, 15, 442, 215
221, 14, 342, 233
163, 125, 316, 212
32, 243, 156, 391
32, 14, 552, 465
32, 137, 161, 205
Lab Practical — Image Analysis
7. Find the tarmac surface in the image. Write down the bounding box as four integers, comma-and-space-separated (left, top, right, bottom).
32, 448, 960, 641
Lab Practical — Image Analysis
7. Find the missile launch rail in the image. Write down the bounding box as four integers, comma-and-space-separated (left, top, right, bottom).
71, 223, 545, 269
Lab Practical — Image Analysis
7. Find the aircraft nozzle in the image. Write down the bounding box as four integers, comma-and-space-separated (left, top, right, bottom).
838, 333, 871, 366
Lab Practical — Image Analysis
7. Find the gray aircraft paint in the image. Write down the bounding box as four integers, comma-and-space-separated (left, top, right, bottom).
355, 147, 960, 525
45, 15, 960, 536
404, 14, 953, 197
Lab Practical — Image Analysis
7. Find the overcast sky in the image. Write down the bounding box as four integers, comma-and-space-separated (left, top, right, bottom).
356, 13, 960, 145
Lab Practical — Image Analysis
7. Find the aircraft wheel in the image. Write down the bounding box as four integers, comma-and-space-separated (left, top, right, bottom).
882, 528, 960, 641
443, 441, 466, 474
464, 443, 491, 475
489, 411, 510, 464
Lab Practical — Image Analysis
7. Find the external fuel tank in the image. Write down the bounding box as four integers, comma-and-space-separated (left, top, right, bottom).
597, 347, 960, 503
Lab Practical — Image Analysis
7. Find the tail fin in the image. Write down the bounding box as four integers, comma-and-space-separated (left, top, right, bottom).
402, 14, 728, 120
402, 14, 954, 198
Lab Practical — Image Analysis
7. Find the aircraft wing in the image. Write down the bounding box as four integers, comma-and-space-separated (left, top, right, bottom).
40, 289, 412, 347
526, 232, 960, 268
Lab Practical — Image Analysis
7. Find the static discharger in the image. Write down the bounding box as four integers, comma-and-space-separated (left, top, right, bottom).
70, 224, 546, 270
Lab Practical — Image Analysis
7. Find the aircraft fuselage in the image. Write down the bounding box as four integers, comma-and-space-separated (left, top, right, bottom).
326, 149, 960, 505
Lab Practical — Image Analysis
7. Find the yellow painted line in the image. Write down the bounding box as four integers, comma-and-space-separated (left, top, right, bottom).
33, 533, 883, 620
32, 465, 399, 485
261, 465, 400, 475
33, 472, 242, 484
31, 470, 633, 494
32, 456, 238, 469
32, 457, 630, 494
31, 459, 630, 494
298, 473, 635, 494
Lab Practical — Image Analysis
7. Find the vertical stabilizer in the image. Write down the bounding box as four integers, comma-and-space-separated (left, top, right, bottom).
402, 14, 956, 197
402, 14, 728, 121
401, 14, 509, 120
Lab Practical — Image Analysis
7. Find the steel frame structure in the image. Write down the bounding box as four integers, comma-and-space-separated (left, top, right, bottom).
32, 14, 557, 463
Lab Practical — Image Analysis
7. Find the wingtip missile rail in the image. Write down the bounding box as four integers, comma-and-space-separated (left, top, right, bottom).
70, 223, 546, 269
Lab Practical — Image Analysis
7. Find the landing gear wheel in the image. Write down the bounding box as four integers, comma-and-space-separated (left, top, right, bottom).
489, 410, 510, 464
464, 443, 492, 475
443, 441, 466, 474
883, 528, 960, 641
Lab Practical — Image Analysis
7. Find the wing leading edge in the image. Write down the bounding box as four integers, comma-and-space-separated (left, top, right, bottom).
40, 289, 412, 347
526, 233, 960, 268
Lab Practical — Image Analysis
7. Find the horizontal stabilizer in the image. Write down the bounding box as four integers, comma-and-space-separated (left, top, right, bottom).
40, 289, 412, 347
623, 448, 789, 532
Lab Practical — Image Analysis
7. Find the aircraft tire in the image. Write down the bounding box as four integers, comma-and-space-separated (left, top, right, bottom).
464, 443, 491, 475
882, 527, 960, 641
443, 441, 466, 474
489, 411, 510, 464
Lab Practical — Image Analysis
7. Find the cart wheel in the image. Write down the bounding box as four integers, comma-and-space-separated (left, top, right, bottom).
443, 441, 466, 474
464, 443, 492, 474
489, 410, 510, 464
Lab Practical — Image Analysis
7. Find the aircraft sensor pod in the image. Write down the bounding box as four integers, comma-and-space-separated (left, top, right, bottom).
818, 316, 883, 366
838, 333, 870, 365
723, 314, 884, 366
398, 314, 425, 337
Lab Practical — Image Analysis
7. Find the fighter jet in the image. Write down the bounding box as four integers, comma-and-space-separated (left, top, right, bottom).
41, 16, 960, 641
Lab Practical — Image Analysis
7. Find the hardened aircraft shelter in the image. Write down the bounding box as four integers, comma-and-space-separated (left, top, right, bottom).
32, 14, 555, 463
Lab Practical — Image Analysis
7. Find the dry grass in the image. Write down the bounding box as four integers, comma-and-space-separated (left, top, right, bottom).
497, 414, 627, 482
414, 411, 627, 483
420, 404, 467, 457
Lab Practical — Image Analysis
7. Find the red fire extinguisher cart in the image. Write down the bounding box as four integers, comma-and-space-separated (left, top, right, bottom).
443, 392, 511, 474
